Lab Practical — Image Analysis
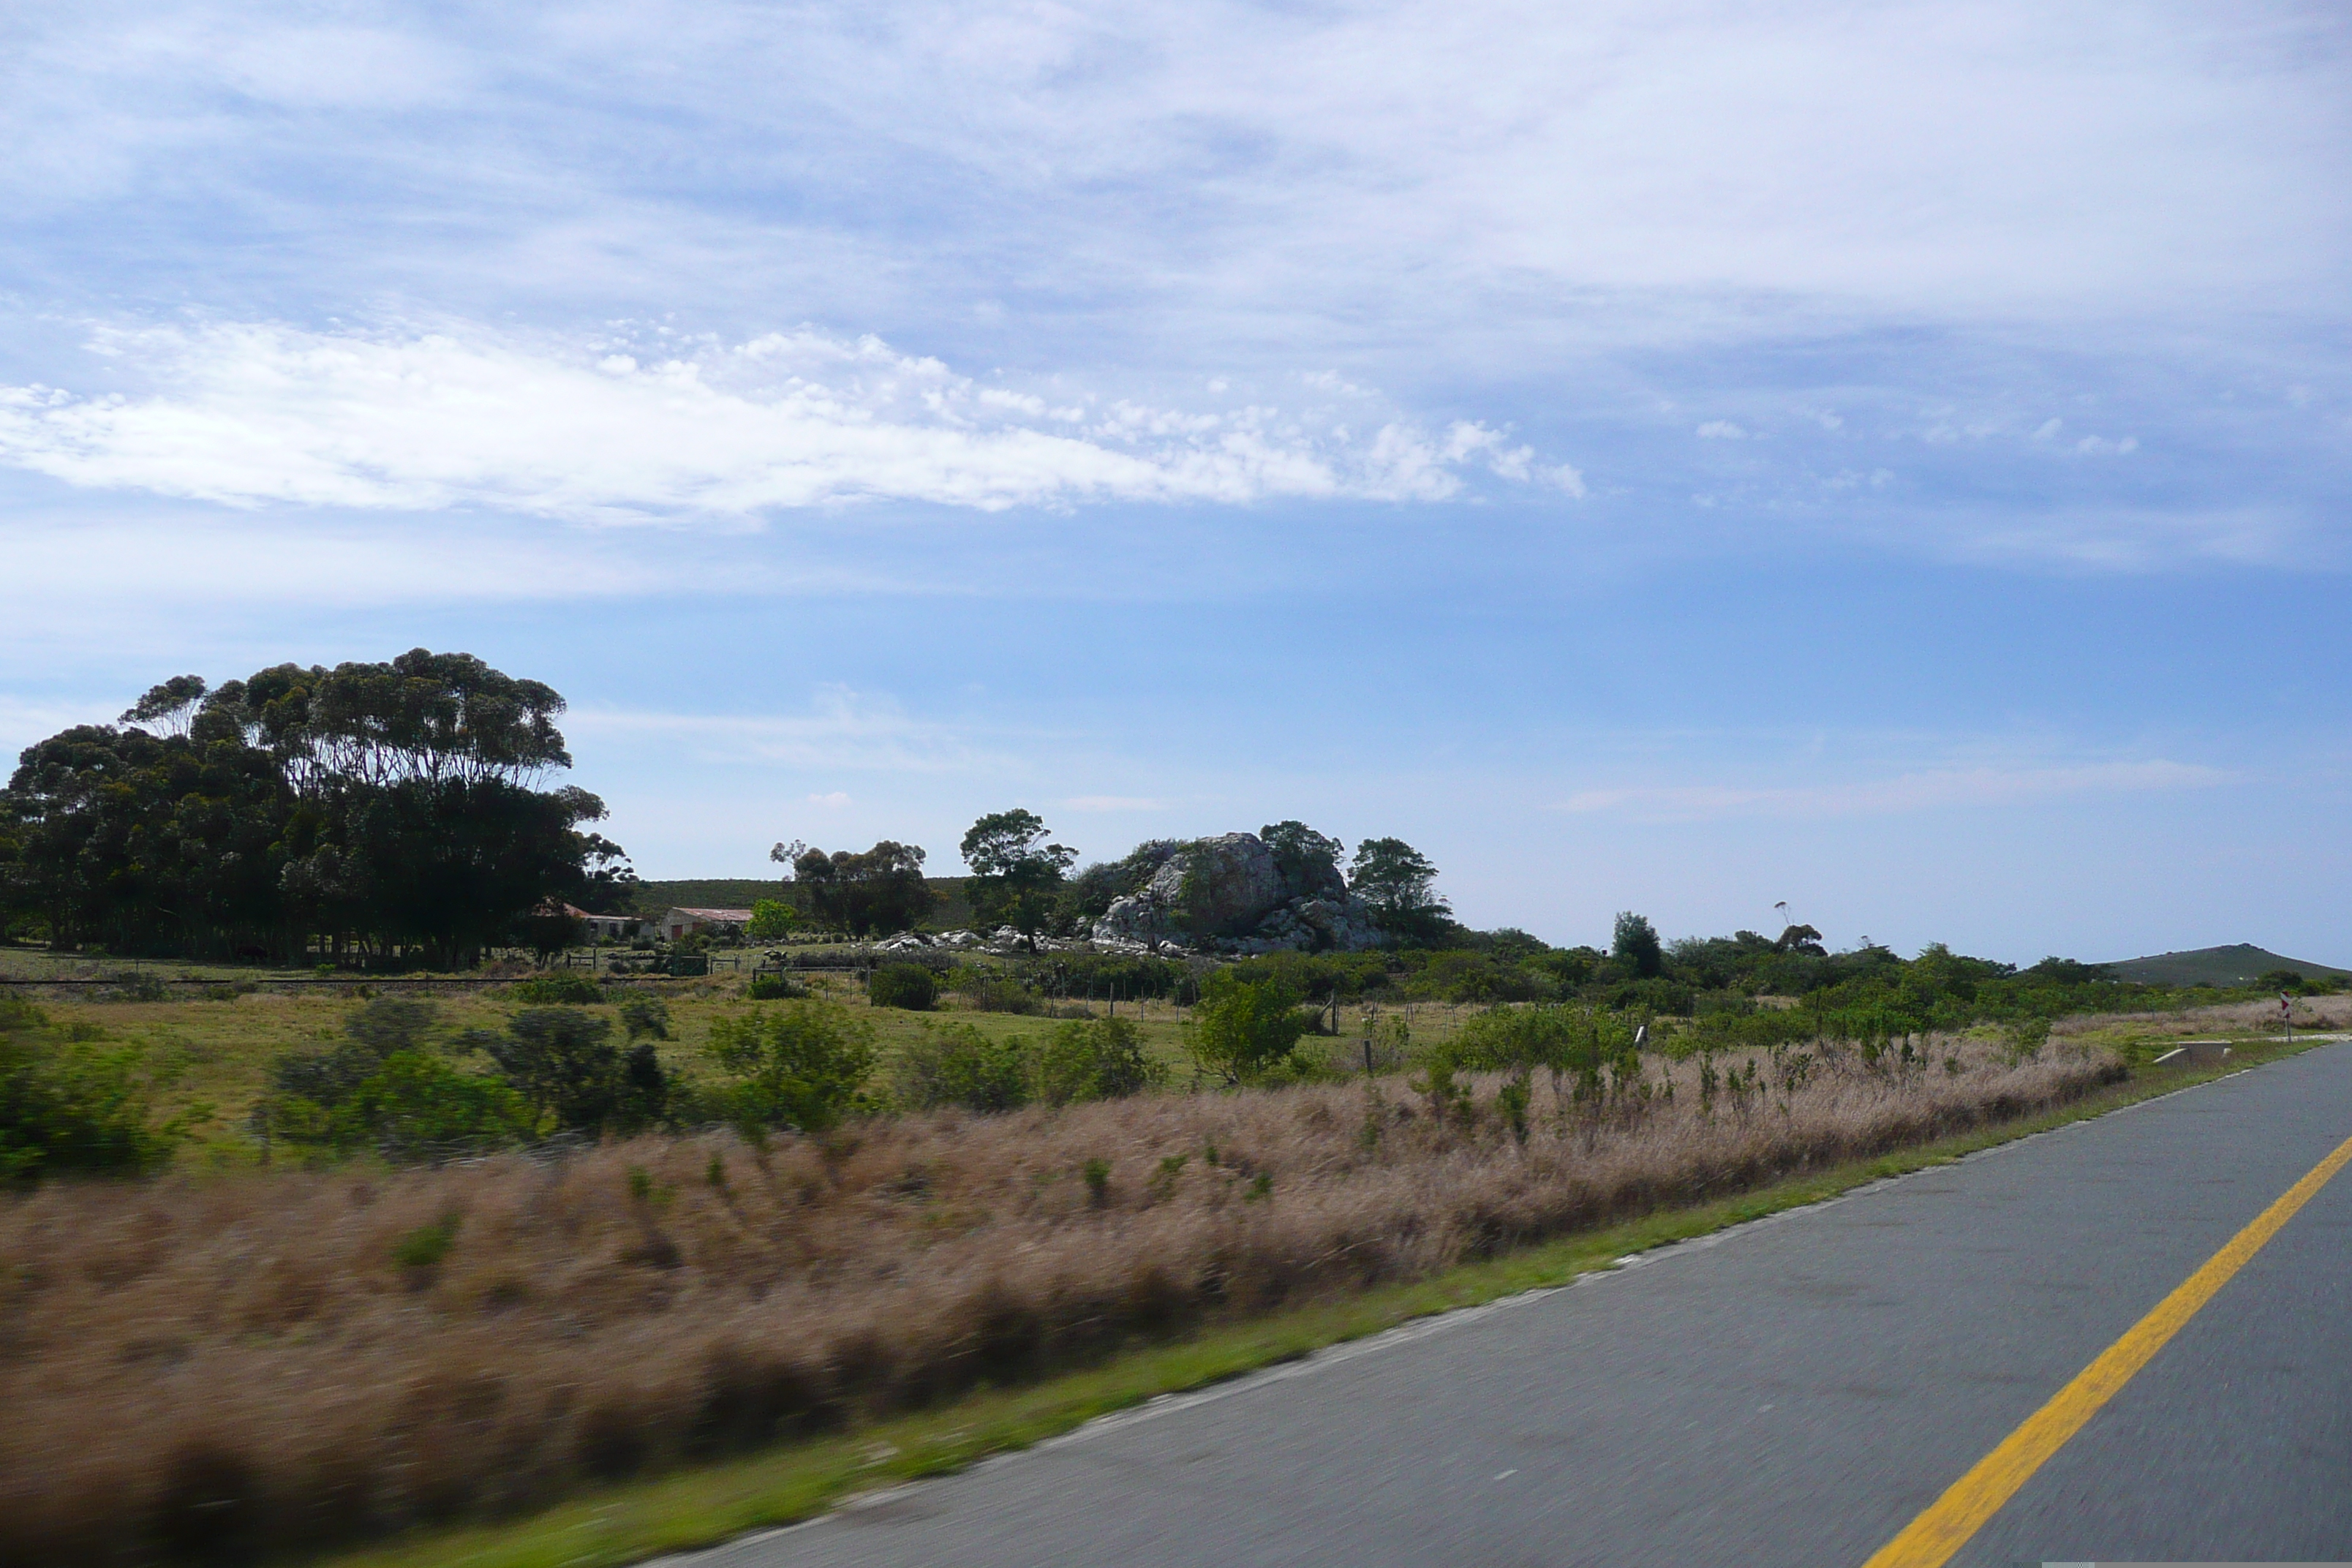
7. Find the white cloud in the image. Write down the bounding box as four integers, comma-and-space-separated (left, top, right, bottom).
9, 1, 2342, 359
807, 791, 851, 807
1555, 758, 2225, 822
0, 321, 1569, 520
2074, 434, 2140, 456
1545, 462, 1589, 498
1695, 421, 1747, 440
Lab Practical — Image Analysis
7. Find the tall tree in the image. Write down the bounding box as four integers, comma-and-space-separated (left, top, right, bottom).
1347, 837, 1453, 946
960, 809, 1075, 946
1612, 911, 1664, 977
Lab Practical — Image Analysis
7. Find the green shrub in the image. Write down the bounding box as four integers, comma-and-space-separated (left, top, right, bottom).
745, 975, 805, 1002
706, 1001, 875, 1134
305, 1052, 532, 1161
268, 1039, 388, 1107
1444, 1005, 1643, 1084
104, 970, 170, 1003
1449, 1006, 1580, 1072
265, 995, 443, 1116
1677, 1004, 1817, 1056
747, 899, 800, 941
957, 974, 1039, 1014
1224, 951, 1392, 1002
1, 1011, 195, 1183
1183, 971, 1310, 1085
1398, 951, 1551, 1005
892, 1021, 1031, 1112
1602, 976, 1694, 1015
1496, 1076, 1531, 1142
2256, 967, 2337, 996
617, 993, 673, 1039
513, 972, 603, 1005
478, 1009, 668, 1134
868, 964, 938, 1011
1032, 953, 1187, 1001
345, 995, 440, 1049
1035, 1016, 1156, 1104
392, 1213, 461, 1270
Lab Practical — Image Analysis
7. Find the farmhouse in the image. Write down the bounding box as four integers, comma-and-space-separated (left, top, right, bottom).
563, 905, 643, 942
661, 906, 755, 941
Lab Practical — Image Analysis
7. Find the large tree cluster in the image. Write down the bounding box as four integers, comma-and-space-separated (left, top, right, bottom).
769, 838, 935, 937
0, 650, 633, 967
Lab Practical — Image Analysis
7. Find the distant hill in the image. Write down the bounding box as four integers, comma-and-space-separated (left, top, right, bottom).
627, 878, 977, 929
2102, 943, 2352, 987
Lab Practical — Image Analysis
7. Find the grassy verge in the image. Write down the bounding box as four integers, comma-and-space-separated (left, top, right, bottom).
312, 1035, 2328, 1568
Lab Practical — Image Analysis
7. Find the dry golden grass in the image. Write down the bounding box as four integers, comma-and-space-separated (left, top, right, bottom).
2049, 992, 2352, 1049
0, 1033, 2119, 1564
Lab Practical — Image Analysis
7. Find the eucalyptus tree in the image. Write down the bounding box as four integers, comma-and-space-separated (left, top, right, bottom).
960, 809, 1075, 946
0, 652, 631, 967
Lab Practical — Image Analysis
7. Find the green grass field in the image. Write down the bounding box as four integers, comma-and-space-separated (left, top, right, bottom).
0, 962, 1509, 1169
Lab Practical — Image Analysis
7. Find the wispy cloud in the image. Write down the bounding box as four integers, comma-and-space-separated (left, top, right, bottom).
1555, 758, 2228, 822
0, 322, 1560, 519
563, 688, 1006, 774
12, 2, 2343, 331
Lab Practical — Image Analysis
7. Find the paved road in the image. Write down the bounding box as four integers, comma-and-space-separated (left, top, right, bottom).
682, 1044, 2352, 1567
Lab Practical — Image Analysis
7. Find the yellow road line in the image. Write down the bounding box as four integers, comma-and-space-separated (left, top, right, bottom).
1860, 1128, 2352, 1568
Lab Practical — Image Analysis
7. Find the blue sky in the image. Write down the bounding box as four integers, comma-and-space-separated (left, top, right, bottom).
4, 1, 2348, 963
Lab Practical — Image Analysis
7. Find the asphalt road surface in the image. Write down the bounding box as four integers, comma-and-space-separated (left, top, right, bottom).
678, 1043, 2352, 1568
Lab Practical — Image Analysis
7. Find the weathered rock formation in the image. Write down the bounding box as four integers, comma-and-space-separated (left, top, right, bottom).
1237, 894, 1382, 955
1091, 831, 1382, 954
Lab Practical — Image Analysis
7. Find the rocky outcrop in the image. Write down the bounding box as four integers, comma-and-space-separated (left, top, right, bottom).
1093, 894, 1166, 945
1090, 832, 1382, 954
1155, 832, 1286, 935
1244, 893, 1382, 954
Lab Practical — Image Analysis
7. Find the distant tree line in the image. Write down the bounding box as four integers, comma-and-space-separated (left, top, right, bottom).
0, 652, 635, 967
766, 838, 935, 937
1194, 921, 2288, 1049
757, 809, 1461, 951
